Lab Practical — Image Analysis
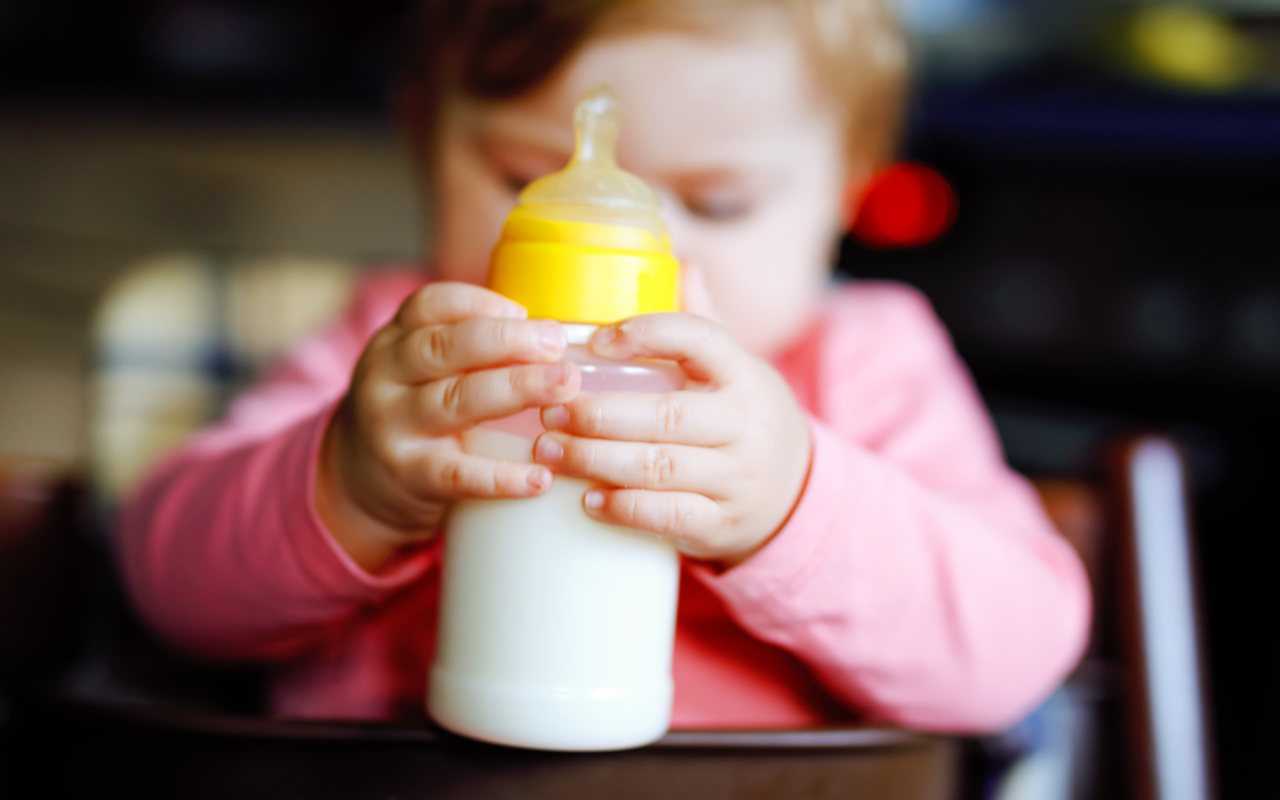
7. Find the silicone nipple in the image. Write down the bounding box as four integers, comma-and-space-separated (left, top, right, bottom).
487, 85, 679, 322
517, 85, 667, 239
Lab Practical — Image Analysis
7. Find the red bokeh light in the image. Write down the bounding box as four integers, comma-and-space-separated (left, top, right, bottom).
849, 163, 958, 249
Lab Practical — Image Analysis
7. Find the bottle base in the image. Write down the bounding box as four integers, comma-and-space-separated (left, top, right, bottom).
428, 667, 672, 752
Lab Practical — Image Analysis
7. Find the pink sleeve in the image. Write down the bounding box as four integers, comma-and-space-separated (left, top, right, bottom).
115, 270, 432, 663
693, 285, 1091, 733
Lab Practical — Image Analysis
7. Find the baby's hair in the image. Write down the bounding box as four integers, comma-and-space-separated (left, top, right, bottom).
401, 0, 909, 173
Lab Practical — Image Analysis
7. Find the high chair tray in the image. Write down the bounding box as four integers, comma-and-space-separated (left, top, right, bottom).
10, 683, 959, 800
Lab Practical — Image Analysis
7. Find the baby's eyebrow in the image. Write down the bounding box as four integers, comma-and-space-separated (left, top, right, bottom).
473, 132, 567, 163
666, 167, 774, 193
672, 169, 746, 185
472, 133, 572, 176
473, 113, 573, 159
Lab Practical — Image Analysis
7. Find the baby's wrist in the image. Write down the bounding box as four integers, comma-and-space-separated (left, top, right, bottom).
315, 420, 418, 574
728, 415, 813, 568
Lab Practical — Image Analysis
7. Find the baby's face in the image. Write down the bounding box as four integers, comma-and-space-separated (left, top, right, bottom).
430, 25, 848, 356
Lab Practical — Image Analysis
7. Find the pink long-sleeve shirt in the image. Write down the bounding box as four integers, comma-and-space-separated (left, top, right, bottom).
117, 270, 1089, 733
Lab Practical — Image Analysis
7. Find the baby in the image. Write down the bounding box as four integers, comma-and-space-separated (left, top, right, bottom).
119, 0, 1089, 730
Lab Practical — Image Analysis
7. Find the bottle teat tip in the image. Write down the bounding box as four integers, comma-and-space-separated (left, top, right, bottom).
514, 83, 662, 223
572, 85, 619, 167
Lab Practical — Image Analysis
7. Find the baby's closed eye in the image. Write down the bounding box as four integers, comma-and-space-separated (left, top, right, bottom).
680, 186, 757, 222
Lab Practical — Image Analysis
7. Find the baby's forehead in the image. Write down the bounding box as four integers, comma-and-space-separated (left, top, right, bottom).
484, 28, 837, 164
416, 1, 904, 169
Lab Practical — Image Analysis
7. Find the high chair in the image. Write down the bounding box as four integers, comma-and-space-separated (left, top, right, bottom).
0, 255, 1214, 799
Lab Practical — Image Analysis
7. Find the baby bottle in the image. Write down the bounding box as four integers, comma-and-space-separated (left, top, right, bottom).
428, 86, 684, 751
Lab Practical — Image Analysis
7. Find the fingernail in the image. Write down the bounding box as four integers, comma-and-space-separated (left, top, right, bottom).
591, 326, 618, 352
538, 321, 566, 354
549, 361, 578, 387
534, 435, 564, 465
527, 466, 550, 491
584, 490, 605, 510
502, 304, 528, 319
542, 405, 570, 429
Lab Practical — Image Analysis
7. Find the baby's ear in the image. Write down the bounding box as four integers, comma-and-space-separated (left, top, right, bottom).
679, 261, 723, 322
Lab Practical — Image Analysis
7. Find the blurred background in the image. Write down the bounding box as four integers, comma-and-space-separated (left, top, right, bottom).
0, 0, 1276, 795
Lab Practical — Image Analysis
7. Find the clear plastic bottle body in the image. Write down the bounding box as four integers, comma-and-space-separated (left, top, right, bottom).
429, 324, 685, 751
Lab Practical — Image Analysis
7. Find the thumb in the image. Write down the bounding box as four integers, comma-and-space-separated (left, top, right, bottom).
679, 260, 723, 322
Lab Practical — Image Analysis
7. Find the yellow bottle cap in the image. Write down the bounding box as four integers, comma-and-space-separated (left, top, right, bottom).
486, 86, 679, 324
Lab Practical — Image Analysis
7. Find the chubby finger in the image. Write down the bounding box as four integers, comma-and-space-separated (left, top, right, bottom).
533, 432, 727, 495
410, 450, 552, 500
394, 317, 567, 383
412, 362, 580, 433
590, 313, 742, 385
582, 488, 721, 543
541, 391, 743, 446
397, 281, 526, 327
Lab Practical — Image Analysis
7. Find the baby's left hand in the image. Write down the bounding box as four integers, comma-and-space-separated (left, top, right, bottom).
533, 313, 812, 567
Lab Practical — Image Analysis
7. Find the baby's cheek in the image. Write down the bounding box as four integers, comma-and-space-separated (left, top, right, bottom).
696, 241, 828, 356
721, 286, 821, 357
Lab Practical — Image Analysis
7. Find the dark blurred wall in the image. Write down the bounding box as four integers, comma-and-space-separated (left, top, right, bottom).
0, 0, 410, 113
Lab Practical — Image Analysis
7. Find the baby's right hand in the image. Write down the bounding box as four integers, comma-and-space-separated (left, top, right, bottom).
316, 282, 580, 572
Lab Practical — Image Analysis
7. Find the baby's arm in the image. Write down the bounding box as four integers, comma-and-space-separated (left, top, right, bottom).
525, 282, 1087, 732
117, 273, 581, 664
692, 285, 1090, 733
114, 275, 419, 662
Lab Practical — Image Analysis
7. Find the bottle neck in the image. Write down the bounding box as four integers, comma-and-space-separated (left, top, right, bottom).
547, 321, 686, 393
